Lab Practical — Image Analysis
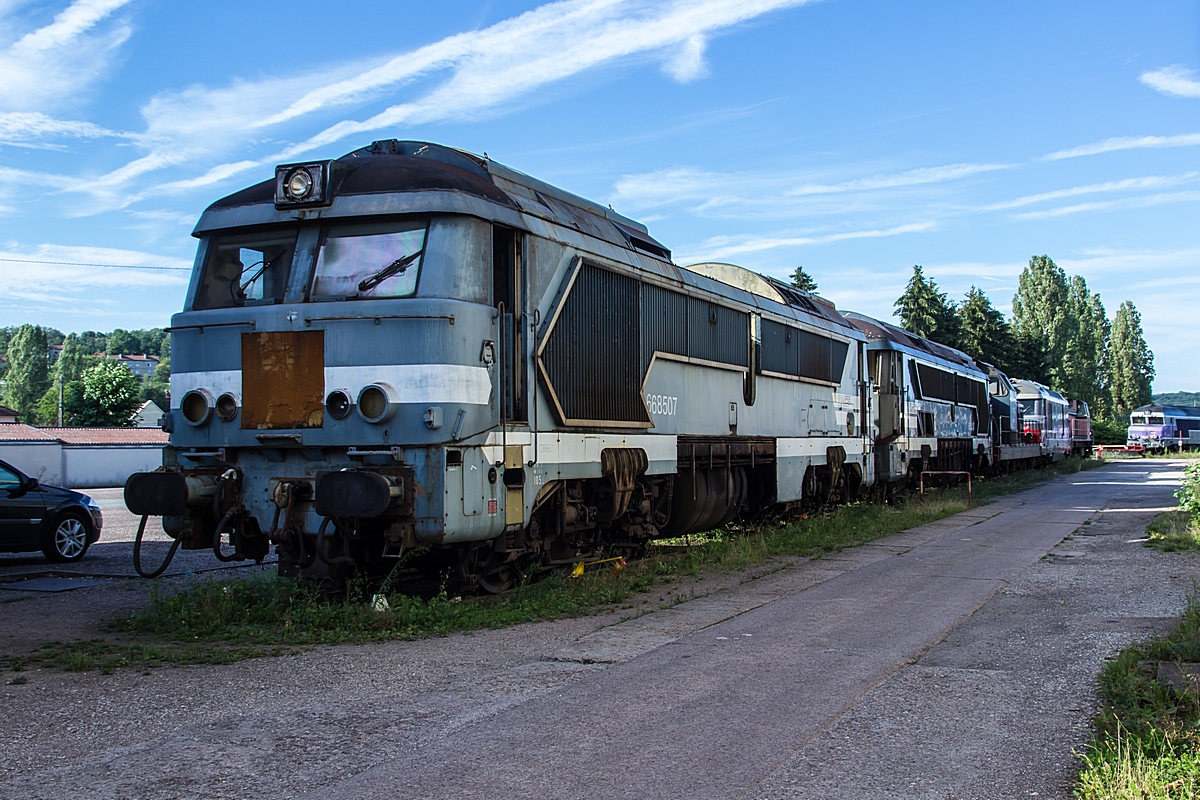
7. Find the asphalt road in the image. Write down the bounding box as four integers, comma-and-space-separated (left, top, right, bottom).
1, 459, 1194, 800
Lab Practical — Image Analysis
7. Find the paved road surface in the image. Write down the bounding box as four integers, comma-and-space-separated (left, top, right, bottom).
0, 460, 1194, 800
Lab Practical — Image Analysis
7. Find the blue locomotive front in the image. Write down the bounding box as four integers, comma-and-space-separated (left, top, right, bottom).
125, 140, 875, 590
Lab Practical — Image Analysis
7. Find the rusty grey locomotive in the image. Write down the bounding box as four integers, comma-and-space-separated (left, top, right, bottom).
124, 140, 1062, 590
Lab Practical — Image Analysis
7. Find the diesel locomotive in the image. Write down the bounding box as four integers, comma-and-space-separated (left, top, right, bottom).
124, 140, 1084, 590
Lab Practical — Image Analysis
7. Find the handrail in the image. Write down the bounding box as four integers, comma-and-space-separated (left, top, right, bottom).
165, 320, 256, 333
304, 313, 454, 327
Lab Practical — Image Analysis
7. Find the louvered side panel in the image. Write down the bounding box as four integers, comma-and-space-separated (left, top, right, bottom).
541, 264, 648, 425
642, 283, 689, 364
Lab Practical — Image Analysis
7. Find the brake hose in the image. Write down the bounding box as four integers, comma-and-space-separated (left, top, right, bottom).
133, 515, 181, 579
212, 509, 240, 562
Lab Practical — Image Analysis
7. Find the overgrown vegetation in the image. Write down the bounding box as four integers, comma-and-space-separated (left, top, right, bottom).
1, 458, 1102, 674
1147, 464, 1200, 552
1076, 594, 1200, 799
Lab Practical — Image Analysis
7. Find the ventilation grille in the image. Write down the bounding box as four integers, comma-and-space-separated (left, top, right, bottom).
540, 263, 750, 426
760, 319, 849, 383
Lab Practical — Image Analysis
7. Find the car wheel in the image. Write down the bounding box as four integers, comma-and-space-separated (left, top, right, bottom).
43, 513, 91, 563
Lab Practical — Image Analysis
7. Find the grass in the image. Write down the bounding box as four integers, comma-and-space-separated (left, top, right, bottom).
1076, 594, 1200, 799
1, 457, 1104, 674
1146, 512, 1200, 553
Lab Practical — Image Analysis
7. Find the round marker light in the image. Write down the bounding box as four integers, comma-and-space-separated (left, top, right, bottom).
181, 389, 213, 427
285, 168, 313, 200
357, 383, 399, 424
325, 390, 352, 420
215, 392, 239, 422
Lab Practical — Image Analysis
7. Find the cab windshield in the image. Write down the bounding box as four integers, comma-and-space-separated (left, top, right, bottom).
194, 230, 297, 310
310, 220, 427, 300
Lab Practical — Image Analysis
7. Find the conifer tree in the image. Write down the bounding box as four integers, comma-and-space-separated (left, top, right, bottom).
957, 287, 1014, 369
790, 266, 817, 291
1108, 301, 1154, 419
895, 265, 961, 350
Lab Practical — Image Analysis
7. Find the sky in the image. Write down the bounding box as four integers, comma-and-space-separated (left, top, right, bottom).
0, 0, 1197, 390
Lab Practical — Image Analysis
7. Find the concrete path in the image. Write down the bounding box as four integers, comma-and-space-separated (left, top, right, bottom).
1, 460, 1194, 800
308, 460, 1188, 800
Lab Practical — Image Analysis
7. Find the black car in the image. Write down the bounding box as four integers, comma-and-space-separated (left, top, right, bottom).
0, 458, 102, 562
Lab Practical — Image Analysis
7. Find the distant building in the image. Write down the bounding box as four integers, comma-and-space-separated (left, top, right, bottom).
110, 353, 160, 378
0, 405, 19, 424
131, 399, 166, 428
48, 344, 62, 363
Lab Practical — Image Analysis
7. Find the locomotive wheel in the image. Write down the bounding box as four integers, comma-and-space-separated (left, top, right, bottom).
457, 543, 517, 594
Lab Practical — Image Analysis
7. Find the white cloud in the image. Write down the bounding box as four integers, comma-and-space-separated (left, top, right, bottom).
7, 0, 811, 208
1013, 190, 1200, 220
0, 0, 135, 111
1139, 66, 1200, 99
676, 221, 936, 262
663, 34, 709, 82
0, 111, 123, 145
986, 173, 1199, 211
0, 243, 192, 293
784, 163, 1013, 197
1042, 132, 1200, 160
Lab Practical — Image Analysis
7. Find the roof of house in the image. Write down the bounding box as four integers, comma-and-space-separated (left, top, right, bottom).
0, 405, 21, 417
0, 424, 59, 442
40, 427, 169, 445
112, 353, 160, 362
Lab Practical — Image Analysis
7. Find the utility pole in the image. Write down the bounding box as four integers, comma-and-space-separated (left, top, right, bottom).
57, 374, 63, 427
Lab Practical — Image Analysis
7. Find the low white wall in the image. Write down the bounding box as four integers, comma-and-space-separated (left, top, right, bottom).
0, 442, 63, 485
62, 445, 164, 489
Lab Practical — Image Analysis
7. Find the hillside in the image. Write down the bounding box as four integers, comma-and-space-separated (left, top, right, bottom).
1153, 391, 1200, 407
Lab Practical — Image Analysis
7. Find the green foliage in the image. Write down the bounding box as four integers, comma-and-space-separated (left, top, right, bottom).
104, 328, 166, 357
895, 265, 962, 350
1146, 511, 1200, 553
1176, 464, 1200, 516
1093, 418, 1129, 446
1154, 392, 1200, 408
957, 286, 1014, 370
1077, 594, 1200, 798
1062, 275, 1110, 414
75, 331, 107, 355
1012, 254, 1071, 387
2, 324, 50, 418
1109, 302, 1156, 419
71, 360, 141, 426
790, 266, 817, 291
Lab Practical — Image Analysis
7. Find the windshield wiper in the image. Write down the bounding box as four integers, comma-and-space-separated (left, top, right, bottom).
358, 250, 423, 294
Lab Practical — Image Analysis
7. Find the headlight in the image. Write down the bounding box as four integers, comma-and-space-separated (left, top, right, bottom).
215, 392, 239, 422
325, 390, 353, 420
285, 168, 313, 200
181, 389, 214, 426
84, 499, 103, 532
357, 383, 399, 424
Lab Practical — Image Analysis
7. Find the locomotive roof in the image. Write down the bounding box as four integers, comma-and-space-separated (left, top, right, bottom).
1012, 378, 1067, 404
197, 139, 857, 335
1132, 404, 1200, 417
842, 312, 982, 375
202, 139, 672, 260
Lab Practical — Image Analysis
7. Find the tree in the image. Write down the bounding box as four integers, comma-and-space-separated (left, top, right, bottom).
1060, 276, 1109, 413
55, 333, 92, 384
1107, 301, 1154, 419
790, 266, 817, 292
3, 324, 50, 417
957, 287, 1014, 369
894, 265, 961, 350
71, 360, 141, 426
106, 328, 137, 356
1011, 255, 1070, 387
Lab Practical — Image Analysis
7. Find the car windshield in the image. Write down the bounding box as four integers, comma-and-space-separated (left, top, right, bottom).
311, 220, 427, 300
194, 230, 297, 310
0, 464, 21, 488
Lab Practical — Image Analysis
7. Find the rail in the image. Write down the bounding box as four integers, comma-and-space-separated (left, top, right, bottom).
919, 470, 972, 507
303, 313, 454, 326
164, 320, 256, 333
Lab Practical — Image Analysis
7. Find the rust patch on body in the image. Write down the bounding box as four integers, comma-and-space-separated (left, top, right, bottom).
241, 330, 325, 429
